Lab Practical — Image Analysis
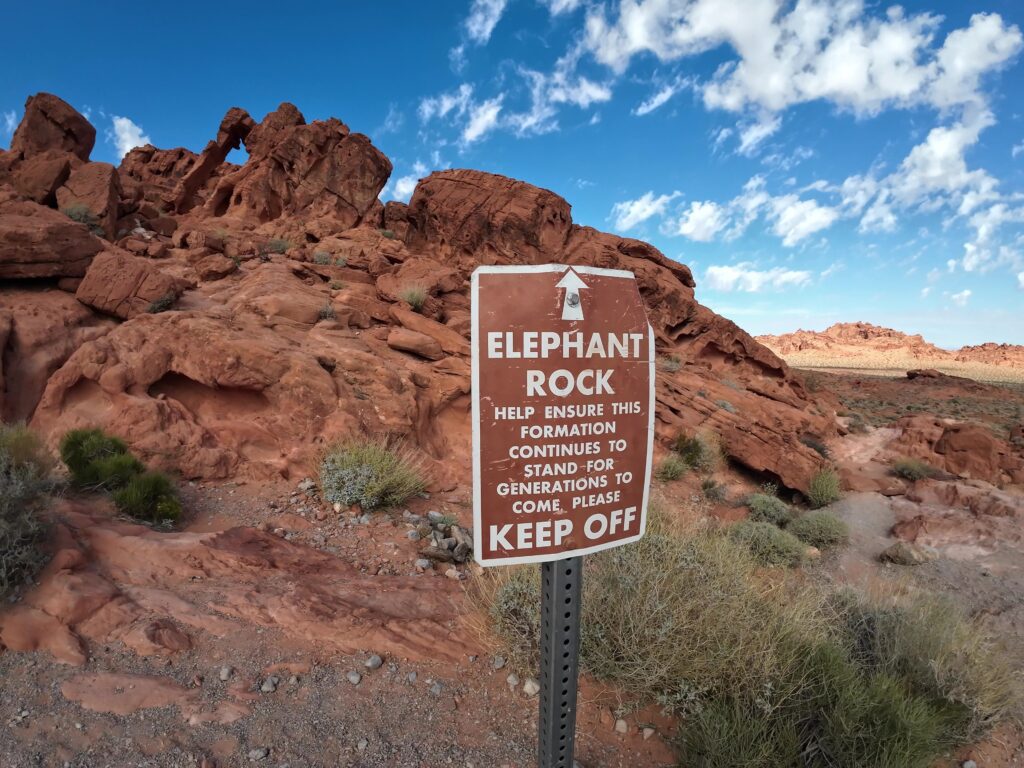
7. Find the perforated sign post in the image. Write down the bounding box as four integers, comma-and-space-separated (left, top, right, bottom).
471, 264, 654, 768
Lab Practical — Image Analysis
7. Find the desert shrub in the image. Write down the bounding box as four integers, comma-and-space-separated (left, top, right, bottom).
657, 355, 681, 373
746, 492, 794, 526
473, 566, 541, 673
329, 280, 343, 290
379, 229, 397, 239
801, 434, 831, 459
673, 430, 721, 473
313, 251, 331, 265
88, 452, 146, 490
789, 510, 849, 550
729, 520, 806, 567
848, 413, 869, 434
808, 467, 842, 508
334, 256, 347, 267
833, 590, 1023, 742
318, 302, 336, 321
111, 471, 181, 523
267, 238, 291, 254
0, 425, 53, 596
146, 291, 177, 314
892, 457, 938, 481
715, 399, 737, 414
61, 203, 104, 236
319, 439, 426, 511
701, 476, 726, 502
60, 428, 132, 488
655, 454, 687, 482
399, 285, 428, 312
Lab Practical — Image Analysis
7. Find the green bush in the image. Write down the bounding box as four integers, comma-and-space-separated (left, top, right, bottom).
715, 399, 737, 414
379, 229, 397, 239
789, 510, 849, 550
0, 425, 53, 596
112, 471, 181, 523
61, 203, 105, 236
746, 492, 794, 526
399, 285, 428, 312
808, 467, 842, 508
729, 520, 806, 567
146, 292, 177, 314
655, 454, 687, 481
319, 439, 427, 511
267, 238, 291, 254
60, 428, 132, 488
673, 430, 722, 473
313, 251, 331, 265
892, 457, 938, 481
88, 452, 146, 490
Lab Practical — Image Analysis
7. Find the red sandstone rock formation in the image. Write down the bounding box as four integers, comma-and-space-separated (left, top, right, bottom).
2, 91, 838, 492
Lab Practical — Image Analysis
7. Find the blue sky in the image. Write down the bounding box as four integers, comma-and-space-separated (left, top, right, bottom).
2, 1, 1023, 347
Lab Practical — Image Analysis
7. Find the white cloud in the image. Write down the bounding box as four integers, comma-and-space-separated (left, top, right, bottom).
463, 95, 504, 144
419, 84, 474, 122
950, 289, 972, 307
2, 110, 16, 135
704, 262, 813, 292
1018, 272, 1024, 289
610, 190, 680, 231
767, 194, 840, 246
464, 0, 508, 44
584, 3, 1021, 118
736, 113, 780, 156
543, 0, 583, 14
1013, 141, 1024, 158
508, 49, 613, 136
921, 286, 931, 298
633, 77, 690, 116
669, 200, 727, 242
109, 115, 151, 160
379, 104, 403, 134
391, 161, 429, 202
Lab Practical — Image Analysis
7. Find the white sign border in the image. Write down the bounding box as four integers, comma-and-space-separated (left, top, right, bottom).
471, 264, 656, 567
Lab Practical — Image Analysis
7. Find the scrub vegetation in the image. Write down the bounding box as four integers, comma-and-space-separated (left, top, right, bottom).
475, 506, 1022, 767
319, 439, 427, 512
0, 424, 54, 596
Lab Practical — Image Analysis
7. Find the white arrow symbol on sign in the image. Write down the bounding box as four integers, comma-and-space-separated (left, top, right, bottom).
556, 268, 589, 321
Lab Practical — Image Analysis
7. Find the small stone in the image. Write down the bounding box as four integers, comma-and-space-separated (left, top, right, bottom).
346, 670, 362, 685
506, 673, 520, 688
406, 671, 418, 684
74, 723, 83, 730
962, 761, 978, 768
492, 655, 506, 670
880, 541, 938, 566
642, 727, 655, 740
248, 747, 269, 761
288, 675, 299, 685
415, 559, 431, 570
614, 719, 628, 735
333, 502, 342, 513
406, 530, 421, 541
427, 510, 444, 523
297, 478, 316, 493
444, 567, 462, 580
365, 654, 383, 670
260, 676, 279, 693
357, 738, 368, 752
523, 678, 540, 697
429, 682, 443, 697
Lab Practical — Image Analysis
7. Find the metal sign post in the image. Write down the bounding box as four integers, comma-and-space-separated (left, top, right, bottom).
471, 264, 654, 768
537, 557, 583, 768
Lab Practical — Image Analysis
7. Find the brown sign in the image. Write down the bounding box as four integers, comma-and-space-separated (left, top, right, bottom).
471, 265, 654, 566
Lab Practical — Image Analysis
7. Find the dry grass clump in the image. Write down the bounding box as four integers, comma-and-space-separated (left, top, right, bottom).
319, 438, 427, 512
654, 453, 687, 482
0, 424, 53, 596
892, 457, 938, 481
474, 503, 1021, 766
728, 520, 806, 567
672, 430, 722, 473
789, 509, 849, 550
808, 467, 842, 508
745, 492, 794, 526
399, 285, 428, 312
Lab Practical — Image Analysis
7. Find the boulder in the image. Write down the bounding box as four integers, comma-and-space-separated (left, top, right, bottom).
75, 249, 193, 319
387, 328, 444, 361
10, 93, 95, 162
56, 162, 123, 240
194, 253, 238, 281
375, 257, 461, 302
11, 150, 71, 205
0, 196, 104, 278
879, 541, 938, 566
